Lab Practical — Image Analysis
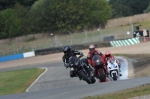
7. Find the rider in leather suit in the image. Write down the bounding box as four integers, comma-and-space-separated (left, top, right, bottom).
62, 46, 86, 77
104, 51, 122, 76
87, 44, 109, 78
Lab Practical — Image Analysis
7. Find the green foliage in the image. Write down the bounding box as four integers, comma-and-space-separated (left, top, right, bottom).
144, 3, 150, 13
0, 0, 112, 39
0, 4, 32, 39
31, 0, 112, 33
109, 0, 150, 18
0, 0, 38, 10
0, 9, 21, 38
1, 0, 150, 39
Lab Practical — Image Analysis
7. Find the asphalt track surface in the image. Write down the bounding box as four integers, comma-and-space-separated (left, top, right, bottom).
0, 57, 150, 99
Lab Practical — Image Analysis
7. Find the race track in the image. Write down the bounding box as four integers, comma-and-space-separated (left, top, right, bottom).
26, 57, 128, 92
0, 57, 145, 99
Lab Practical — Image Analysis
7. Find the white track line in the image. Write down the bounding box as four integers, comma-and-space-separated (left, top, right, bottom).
26, 67, 48, 92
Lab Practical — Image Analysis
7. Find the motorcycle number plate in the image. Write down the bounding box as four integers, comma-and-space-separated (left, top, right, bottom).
70, 68, 74, 71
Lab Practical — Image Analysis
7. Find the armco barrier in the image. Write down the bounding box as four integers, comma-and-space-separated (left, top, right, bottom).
34, 42, 110, 55
110, 38, 140, 47
0, 51, 35, 62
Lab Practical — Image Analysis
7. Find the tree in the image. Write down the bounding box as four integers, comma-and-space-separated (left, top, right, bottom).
0, 5, 32, 39
0, 0, 38, 10
109, 0, 150, 18
144, 3, 150, 13
31, 0, 112, 33
0, 9, 21, 38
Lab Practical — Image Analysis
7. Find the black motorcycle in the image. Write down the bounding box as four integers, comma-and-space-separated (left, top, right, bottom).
68, 56, 96, 84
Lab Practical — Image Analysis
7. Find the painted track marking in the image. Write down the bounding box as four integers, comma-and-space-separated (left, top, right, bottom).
26, 67, 48, 92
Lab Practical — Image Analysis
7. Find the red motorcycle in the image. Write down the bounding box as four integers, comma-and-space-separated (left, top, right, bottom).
91, 55, 108, 82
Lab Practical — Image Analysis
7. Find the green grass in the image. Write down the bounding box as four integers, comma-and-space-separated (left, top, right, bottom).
0, 68, 45, 95
82, 84, 150, 99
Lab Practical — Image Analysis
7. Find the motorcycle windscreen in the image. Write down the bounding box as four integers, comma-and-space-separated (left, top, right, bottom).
92, 55, 102, 66
69, 56, 80, 66
108, 58, 115, 64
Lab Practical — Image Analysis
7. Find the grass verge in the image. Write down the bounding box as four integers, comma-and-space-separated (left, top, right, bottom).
82, 84, 150, 99
0, 68, 45, 95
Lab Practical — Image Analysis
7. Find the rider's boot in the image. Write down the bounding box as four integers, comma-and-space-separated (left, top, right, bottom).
98, 80, 101, 83
79, 76, 82, 80
120, 73, 122, 76
106, 71, 109, 77
70, 70, 77, 78
105, 78, 109, 82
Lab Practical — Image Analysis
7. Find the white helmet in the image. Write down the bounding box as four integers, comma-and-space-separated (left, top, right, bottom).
89, 44, 95, 50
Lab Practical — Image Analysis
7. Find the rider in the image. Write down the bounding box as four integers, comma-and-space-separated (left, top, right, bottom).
104, 51, 122, 76
87, 44, 109, 78
62, 46, 85, 78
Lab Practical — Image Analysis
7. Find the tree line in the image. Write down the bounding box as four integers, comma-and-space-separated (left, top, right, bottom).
109, 0, 150, 18
0, 0, 150, 39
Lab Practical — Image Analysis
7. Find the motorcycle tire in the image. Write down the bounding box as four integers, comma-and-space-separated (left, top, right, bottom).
112, 73, 117, 81
99, 69, 106, 82
79, 71, 91, 84
90, 76, 96, 84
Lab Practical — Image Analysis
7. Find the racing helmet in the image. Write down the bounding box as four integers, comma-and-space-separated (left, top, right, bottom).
89, 44, 95, 53
105, 51, 111, 57
63, 46, 71, 54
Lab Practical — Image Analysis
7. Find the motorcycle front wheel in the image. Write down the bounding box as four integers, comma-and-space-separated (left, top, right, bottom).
112, 73, 117, 81
90, 76, 96, 84
98, 69, 106, 82
79, 71, 91, 84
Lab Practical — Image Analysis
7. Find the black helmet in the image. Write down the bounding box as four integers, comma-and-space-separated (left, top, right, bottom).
63, 46, 71, 54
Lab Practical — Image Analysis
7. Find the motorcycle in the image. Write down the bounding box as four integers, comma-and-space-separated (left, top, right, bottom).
92, 55, 108, 82
106, 58, 120, 81
68, 56, 96, 84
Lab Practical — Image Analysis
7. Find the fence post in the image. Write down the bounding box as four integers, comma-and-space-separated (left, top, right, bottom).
55, 35, 62, 47
84, 29, 88, 43
130, 23, 134, 38
68, 31, 73, 45
115, 19, 118, 39
97, 28, 102, 41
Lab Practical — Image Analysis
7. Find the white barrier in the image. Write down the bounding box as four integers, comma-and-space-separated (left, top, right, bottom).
23, 51, 35, 58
